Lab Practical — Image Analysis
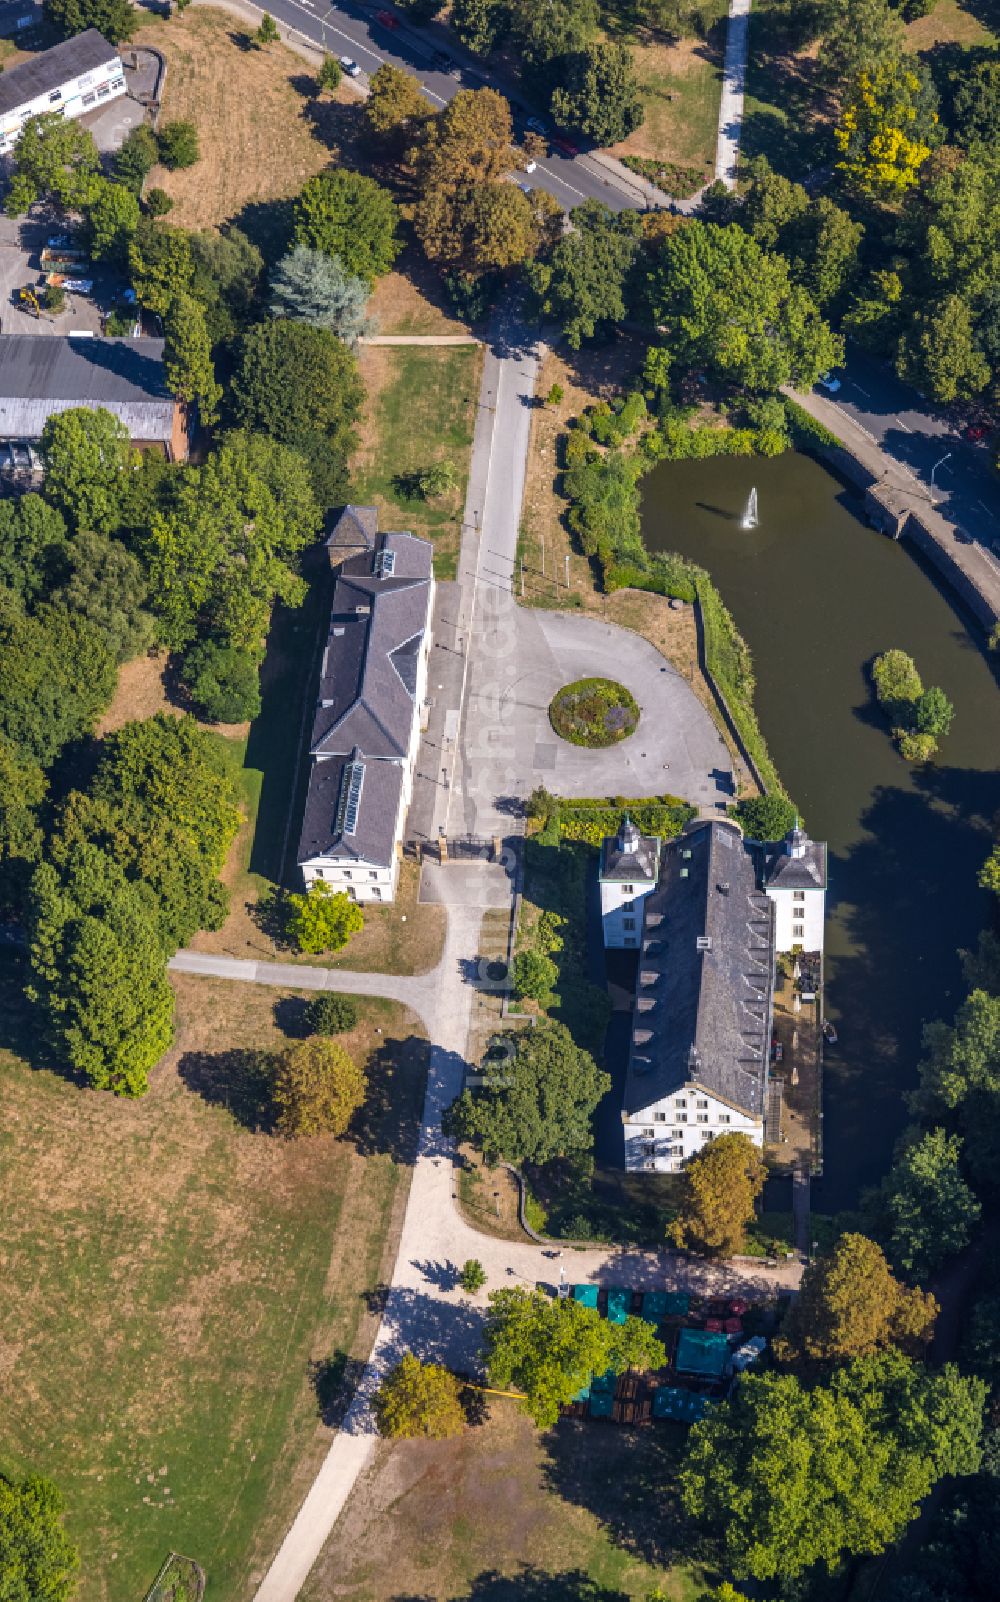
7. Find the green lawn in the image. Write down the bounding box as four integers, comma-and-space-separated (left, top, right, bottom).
301, 1398, 712, 1601
353, 345, 482, 580
0, 964, 428, 1602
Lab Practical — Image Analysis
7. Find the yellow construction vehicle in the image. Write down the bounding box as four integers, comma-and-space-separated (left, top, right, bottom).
18, 285, 41, 318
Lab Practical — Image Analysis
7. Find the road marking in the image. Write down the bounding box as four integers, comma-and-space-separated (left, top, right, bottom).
849, 382, 871, 398
977, 498, 996, 520
533, 160, 589, 203
894, 416, 912, 433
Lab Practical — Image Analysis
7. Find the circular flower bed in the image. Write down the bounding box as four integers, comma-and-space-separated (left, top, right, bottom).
548, 678, 639, 748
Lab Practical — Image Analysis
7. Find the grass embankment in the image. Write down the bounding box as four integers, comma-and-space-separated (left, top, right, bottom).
301, 1397, 709, 1601
612, 6, 728, 193
353, 344, 482, 581
131, 8, 347, 233
0, 966, 428, 1602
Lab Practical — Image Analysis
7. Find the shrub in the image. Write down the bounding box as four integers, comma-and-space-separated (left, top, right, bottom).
512, 948, 558, 1003
145, 187, 174, 217
43, 283, 65, 313
179, 638, 262, 724
305, 992, 358, 1035
286, 881, 364, 953
317, 54, 342, 92
459, 1258, 487, 1293
546, 383, 564, 406
733, 794, 798, 841
157, 120, 200, 171
872, 648, 923, 711
255, 11, 279, 44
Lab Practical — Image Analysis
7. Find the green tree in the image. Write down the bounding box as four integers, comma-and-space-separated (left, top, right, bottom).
189, 226, 264, 346
365, 62, 431, 138
286, 881, 365, 954
164, 290, 222, 424
417, 460, 458, 498
317, 54, 342, 93
511, 948, 557, 1002
128, 217, 195, 315
510, 0, 598, 70
0, 736, 47, 909
51, 529, 152, 662
681, 1356, 983, 1583
114, 123, 159, 195
39, 407, 133, 534
881, 1128, 980, 1280
28, 846, 176, 1095
270, 244, 370, 341
951, 59, 1000, 149
733, 793, 798, 841
774, 1233, 938, 1367
272, 1034, 367, 1136
294, 169, 401, 287
305, 992, 358, 1035
3, 112, 99, 215
667, 1131, 767, 1257
549, 44, 644, 145
85, 178, 141, 264
871, 647, 922, 715
819, 0, 905, 93
145, 187, 174, 218
740, 156, 809, 251
143, 430, 320, 649
0, 1472, 79, 1602
230, 319, 364, 509
913, 990, 1000, 1188
373, 1354, 466, 1438
527, 199, 641, 349
178, 637, 262, 723
460, 1258, 487, 1293
0, 596, 116, 767
898, 294, 990, 404
979, 845, 1000, 897
451, 0, 511, 55
645, 222, 842, 392
157, 119, 200, 170
786, 195, 864, 309
484, 1286, 665, 1427
411, 86, 515, 188
255, 10, 280, 44
0, 494, 69, 605
913, 684, 954, 739
43, 0, 134, 39
446, 1020, 609, 1166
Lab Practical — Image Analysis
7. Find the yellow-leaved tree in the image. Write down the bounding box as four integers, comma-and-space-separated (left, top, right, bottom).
834, 65, 934, 197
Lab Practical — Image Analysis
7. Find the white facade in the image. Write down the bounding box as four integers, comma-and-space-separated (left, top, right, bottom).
624, 1083, 762, 1174
300, 773, 408, 903
767, 882, 825, 953
0, 52, 125, 151
601, 879, 653, 948
599, 820, 659, 948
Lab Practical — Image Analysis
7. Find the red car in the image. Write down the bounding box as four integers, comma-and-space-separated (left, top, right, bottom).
375, 8, 399, 25
965, 423, 990, 442
550, 134, 579, 157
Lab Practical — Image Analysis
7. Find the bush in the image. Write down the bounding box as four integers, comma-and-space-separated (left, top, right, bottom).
895, 728, 937, 762
179, 638, 262, 723
286, 881, 364, 953
43, 283, 65, 314
305, 992, 358, 1035
157, 120, 200, 171
548, 678, 639, 748
733, 794, 798, 841
459, 1258, 487, 1294
512, 948, 558, 1003
317, 54, 342, 92
145, 187, 174, 217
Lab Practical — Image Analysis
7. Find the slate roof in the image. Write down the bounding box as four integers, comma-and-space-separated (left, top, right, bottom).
309, 531, 433, 762
758, 829, 827, 891
0, 29, 118, 117
600, 816, 659, 883
326, 504, 378, 563
0, 336, 174, 441
297, 749, 404, 869
623, 819, 774, 1120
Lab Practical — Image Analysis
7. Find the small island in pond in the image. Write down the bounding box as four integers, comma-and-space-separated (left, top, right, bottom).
871, 649, 954, 762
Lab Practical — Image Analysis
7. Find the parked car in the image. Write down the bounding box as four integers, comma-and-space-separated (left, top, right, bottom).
523, 159, 537, 173
817, 370, 842, 393
45, 233, 74, 250
551, 134, 579, 157
375, 8, 399, 25
525, 116, 548, 136
339, 55, 361, 76
965, 423, 989, 442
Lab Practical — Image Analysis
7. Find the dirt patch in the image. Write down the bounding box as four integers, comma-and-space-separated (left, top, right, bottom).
130, 8, 345, 232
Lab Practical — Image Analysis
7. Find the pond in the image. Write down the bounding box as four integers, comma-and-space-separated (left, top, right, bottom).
639, 451, 1000, 1211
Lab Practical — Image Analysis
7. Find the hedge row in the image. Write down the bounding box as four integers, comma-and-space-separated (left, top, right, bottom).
695, 575, 784, 796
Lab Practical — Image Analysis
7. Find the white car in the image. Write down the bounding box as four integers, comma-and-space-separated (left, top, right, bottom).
523, 159, 537, 174
817, 370, 842, 393
339, 55, 361, 77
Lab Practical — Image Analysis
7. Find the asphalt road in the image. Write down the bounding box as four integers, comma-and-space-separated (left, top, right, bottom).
831, 348, 1000, 555
261, 0, 639, 212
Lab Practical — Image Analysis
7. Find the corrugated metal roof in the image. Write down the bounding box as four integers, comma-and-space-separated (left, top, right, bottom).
0, 335, 175, 442
0, 29, 119, 117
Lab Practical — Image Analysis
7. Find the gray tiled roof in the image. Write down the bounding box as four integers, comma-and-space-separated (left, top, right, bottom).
758, 832, 827, 891
623, 819, 773, 1120
600, 817, 659, 883
325, 504, 378, 560
310, 532, 433, 761
0, 336, 174, 441
0, 29, 118, 116
297, 749, 403, 868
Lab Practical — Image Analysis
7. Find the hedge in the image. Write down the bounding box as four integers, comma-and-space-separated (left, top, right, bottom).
784, 396, 839, 451
695, 575, 785, 796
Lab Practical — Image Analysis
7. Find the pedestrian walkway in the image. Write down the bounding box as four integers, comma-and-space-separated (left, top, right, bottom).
716, 0, 752, 188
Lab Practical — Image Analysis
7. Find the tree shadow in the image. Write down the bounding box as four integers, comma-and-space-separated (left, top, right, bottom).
272, 994, 312, 1038
227, 28, 257, 52
347, 1034, 431, 1162
177, 1047, 275, 1131
229, 195, 299, 266
310, 1349, 368, 1427
391, 1569, 633, 1602
409, 1256, 462, 1291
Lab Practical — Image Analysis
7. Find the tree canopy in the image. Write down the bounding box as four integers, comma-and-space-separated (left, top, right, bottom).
43, 0, 134, 40
733, 793, 798, 841
285, 881, 365, 954
272, 1035, 367, 1137
527, 200, 641, 349
774, 1232, 938, 1367
294, 169, 401, 287
444, 1020, 610, 1167
39, 407, 133, 535
880, 1128, 981, 1280
912, 989, 1000, 1188
373, 1354, 466, 1438
0, 1472, 79, 1602
270, 244, 370, 341
3, 112, 100, 215
0, 594, 116, 768
667, 1131, 767, 1258
549, 44, 644, 146
484, 1287, 665, 1426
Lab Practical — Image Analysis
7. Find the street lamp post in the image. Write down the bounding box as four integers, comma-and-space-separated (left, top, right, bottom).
930, 451, 952, 493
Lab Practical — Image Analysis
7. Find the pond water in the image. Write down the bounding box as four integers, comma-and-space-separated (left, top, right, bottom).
639, 451, 1000, 1211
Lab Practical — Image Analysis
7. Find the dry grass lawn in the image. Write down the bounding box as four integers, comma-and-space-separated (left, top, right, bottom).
131, 8, 346, 231
369, 242, 477, 337
0, 962, 428, 1602
907, 0, 997, 49
302, 1398, 708, 1601
615, 27, 726, 179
